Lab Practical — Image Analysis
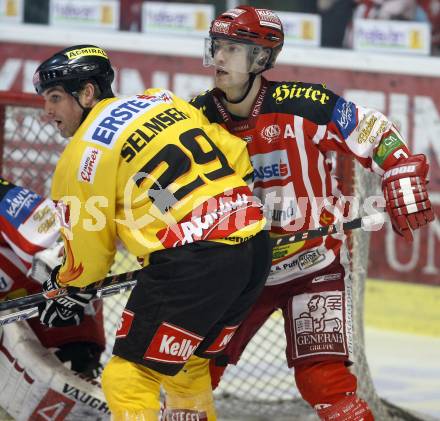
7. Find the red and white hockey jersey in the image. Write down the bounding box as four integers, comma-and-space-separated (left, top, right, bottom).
0, 178, 58, 297
0, 178, 105, 349
191, 78, 410, 285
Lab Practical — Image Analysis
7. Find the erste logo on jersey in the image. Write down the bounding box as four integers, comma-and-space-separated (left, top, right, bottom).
83, 91, 173, 148
144, 322, 203, 364
78, 147, 102, 183
252, 149, 291, 182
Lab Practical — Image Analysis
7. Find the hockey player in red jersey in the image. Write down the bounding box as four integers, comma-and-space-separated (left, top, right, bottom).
0, 177, 105, 375
187, 6, 436, 421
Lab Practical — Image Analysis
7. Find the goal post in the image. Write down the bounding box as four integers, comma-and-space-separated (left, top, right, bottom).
0, 91, 422, 421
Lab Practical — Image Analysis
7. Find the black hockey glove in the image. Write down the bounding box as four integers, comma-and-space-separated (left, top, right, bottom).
38, 265, 95, 328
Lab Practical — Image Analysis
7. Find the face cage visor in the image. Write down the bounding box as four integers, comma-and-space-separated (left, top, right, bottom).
203, 38, 270, 74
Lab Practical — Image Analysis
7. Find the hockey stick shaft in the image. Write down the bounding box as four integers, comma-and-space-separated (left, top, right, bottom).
270, 212, 386, 247
0, 307, 39, 326
0, 269, 140, 312
0, 279, 138, 326
0, 212, 385, 314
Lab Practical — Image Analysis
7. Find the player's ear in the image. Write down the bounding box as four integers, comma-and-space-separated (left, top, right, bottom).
81, 82, 98, 107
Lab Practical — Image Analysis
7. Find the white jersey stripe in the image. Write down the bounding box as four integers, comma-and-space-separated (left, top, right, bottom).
317, 151, 327, 198
312, 124, 326, 145
313, 125, 328, 197
294, 116, 319, 228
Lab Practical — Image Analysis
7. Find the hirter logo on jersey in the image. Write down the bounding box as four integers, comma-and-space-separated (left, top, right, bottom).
78, 147, 102, 184
144, 322, 203, 364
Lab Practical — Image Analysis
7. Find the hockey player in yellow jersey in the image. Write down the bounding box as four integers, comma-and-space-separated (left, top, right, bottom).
33, 45, 272, 420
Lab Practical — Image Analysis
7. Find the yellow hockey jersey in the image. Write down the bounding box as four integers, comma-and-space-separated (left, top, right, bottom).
52, 89, 265, 287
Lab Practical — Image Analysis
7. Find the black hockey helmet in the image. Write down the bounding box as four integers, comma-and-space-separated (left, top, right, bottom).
33, 45, 114, 99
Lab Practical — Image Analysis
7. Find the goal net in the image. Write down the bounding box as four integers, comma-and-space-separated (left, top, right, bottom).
0, 92, 422, 421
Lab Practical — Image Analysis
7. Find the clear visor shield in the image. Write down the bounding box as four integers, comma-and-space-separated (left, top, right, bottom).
203, 38, 268, 74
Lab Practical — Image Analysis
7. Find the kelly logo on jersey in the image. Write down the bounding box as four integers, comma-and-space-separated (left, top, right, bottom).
252, 149, 291, 182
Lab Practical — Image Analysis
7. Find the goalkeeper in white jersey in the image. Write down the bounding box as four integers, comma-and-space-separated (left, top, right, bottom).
33, 44, 272, 420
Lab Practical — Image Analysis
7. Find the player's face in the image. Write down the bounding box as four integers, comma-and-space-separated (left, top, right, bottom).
42, 86, 83, 138
212, 39, 250, 73
211, 40, 249, 92
209, 39, 263, 95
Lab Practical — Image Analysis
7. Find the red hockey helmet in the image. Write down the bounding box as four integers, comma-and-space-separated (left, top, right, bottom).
208, 6, 284, 72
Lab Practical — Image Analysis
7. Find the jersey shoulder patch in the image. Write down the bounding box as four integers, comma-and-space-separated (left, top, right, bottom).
0, 185, 42, 228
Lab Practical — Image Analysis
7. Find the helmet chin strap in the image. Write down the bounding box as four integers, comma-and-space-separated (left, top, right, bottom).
223, 73, 257, 105
72, 93, 92, 124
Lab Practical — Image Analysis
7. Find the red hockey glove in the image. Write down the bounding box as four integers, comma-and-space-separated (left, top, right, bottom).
382, 154, 435, 242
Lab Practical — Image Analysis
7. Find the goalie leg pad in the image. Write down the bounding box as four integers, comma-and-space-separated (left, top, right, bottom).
162, 355, 217, 420
0, 323, 110, 421
101, 355, 161, 417
295, 360, 374, 420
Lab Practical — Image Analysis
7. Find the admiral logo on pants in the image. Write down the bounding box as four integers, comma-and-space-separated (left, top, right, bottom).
144, 322, 203, 364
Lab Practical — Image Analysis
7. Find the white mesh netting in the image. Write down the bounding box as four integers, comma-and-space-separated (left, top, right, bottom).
0, 95, 425, 421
